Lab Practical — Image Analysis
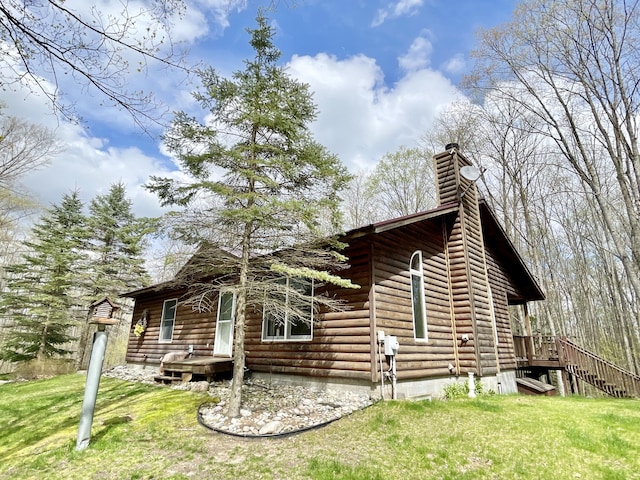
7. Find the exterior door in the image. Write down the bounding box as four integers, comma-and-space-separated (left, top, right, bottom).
213, 290, 235, 357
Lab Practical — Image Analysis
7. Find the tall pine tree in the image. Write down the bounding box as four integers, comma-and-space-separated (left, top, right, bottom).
0, 192, 86, 362
86, 182, 156, 299
148, 12, 354, 417
76, 182, 158, 368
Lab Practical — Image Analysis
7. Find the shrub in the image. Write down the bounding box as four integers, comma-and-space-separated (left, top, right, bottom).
443, 378, 487, 400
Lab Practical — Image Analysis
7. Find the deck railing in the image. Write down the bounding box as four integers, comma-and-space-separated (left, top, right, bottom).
513, 335, 562, 364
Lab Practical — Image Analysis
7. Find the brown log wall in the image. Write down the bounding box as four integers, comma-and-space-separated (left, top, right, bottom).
243, 238, 373, 381
485, 244, 519, 370
372, 219, 456, 380
125, 289, 217, 364
460, 185, 499, 376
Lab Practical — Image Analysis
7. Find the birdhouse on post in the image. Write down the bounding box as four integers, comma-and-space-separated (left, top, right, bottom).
77, 296, 120, 451
88, 297, 120, 329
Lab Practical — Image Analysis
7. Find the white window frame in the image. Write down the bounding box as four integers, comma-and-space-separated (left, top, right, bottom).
410, 251, 428, 341
214, 290, 236, 357
262, 277, 313, 342
159, 298, 177, 343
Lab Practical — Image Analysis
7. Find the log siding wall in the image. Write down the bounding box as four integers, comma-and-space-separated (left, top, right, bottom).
125, 289, 217, 364
485, 243, 521, 370
243, 238, 374, 381
372, 219, 456, 380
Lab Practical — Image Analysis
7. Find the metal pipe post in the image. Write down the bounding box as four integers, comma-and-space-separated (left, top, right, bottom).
76, 328, 108, 451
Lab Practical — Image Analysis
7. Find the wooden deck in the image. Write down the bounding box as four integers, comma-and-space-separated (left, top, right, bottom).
155, 356, 233, 384
513, 335, 564, 369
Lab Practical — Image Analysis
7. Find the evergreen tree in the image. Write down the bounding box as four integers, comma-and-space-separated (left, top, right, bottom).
147, 12, 354, 417
86, 182, 156, 299
75, 182, 158, 368
0, 192, 86, 362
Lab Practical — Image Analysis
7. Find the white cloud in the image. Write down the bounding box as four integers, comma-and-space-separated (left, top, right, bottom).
20, 126, 175, 219
0, 49, 175, 220
372, 0, 424, 27
443, 54, 466, 74
398, 34, 433, 72
286, 52, 460, 171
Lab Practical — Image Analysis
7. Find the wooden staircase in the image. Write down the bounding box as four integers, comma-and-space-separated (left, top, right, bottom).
514, 335, 640, 398
560, 337, 640, 398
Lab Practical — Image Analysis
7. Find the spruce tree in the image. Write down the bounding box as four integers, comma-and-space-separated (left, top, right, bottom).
75, 182, 157, 367
0, 192, 86, 362
86, 182, 156, 299
147, 12, 354, 417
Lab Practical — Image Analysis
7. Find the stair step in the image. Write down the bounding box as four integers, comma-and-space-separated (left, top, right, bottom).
154, 375, 182, 384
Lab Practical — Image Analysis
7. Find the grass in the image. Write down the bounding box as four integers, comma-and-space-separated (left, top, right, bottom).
1, 375, 639, 479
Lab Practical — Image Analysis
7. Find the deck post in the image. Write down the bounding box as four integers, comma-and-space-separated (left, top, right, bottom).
522, 304, 534, 364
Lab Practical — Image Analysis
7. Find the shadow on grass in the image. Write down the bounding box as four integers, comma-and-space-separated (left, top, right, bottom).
0, 377, 162, 462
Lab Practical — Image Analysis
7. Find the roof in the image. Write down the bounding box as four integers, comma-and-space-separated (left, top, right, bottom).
123, 200, 544, 303
341, 200, 544, 304
343, 202, 460, 240
121, 279, 177, 299
89, 296, 120, 310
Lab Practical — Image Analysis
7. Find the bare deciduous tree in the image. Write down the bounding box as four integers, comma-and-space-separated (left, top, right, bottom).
467, 0, 640, 368
0, 0, 189, 128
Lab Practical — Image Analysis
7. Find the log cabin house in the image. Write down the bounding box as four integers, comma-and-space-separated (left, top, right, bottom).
123, 145, 545, 399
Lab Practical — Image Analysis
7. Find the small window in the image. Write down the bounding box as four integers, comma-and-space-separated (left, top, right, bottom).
410, 251, 428, 341
262, 277, 313, 341
159, 298, 177, 343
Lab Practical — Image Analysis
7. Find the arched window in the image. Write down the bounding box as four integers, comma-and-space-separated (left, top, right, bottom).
410, 251, 428, 341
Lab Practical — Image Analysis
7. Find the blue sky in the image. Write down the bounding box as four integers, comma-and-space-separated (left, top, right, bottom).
3, 0, 517, 221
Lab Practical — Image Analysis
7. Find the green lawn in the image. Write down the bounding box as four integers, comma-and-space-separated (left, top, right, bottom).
1, 374, 639, 479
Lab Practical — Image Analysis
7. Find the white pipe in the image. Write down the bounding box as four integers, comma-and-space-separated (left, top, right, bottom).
391, 356, 397, 400
468, 371, 476, 398
378, 340, 385, 400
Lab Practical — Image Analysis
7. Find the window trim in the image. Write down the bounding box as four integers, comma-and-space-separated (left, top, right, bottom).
262, 277, 313, 342
410, 251, 428, 342
159, 298, 178, 343
214, 289, 236, 357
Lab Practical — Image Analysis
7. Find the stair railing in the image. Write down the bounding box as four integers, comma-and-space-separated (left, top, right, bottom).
560, 337, 640, 398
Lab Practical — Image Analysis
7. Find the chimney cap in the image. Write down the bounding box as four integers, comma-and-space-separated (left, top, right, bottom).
445, 143, 459, 151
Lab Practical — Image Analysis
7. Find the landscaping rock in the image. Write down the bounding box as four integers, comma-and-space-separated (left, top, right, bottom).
104, 365, 379, 437
191, 381, 210, 392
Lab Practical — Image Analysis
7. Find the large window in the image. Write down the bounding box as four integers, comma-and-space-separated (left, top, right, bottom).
262, 277, 313, 341
410, 251, 428, 341
159, 298, 177, 342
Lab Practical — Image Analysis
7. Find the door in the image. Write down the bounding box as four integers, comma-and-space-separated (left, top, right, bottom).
213, 290, 235, 357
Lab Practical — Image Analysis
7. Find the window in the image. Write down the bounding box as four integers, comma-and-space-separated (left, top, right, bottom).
262, 277, 313, 341
410, 251, 428, 341
159, 298, 177, 342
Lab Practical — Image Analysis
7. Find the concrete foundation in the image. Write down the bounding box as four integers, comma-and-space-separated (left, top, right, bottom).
250, 369, 519, 400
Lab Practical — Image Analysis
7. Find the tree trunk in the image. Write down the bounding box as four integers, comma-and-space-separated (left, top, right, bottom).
227, 222, 252, 418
